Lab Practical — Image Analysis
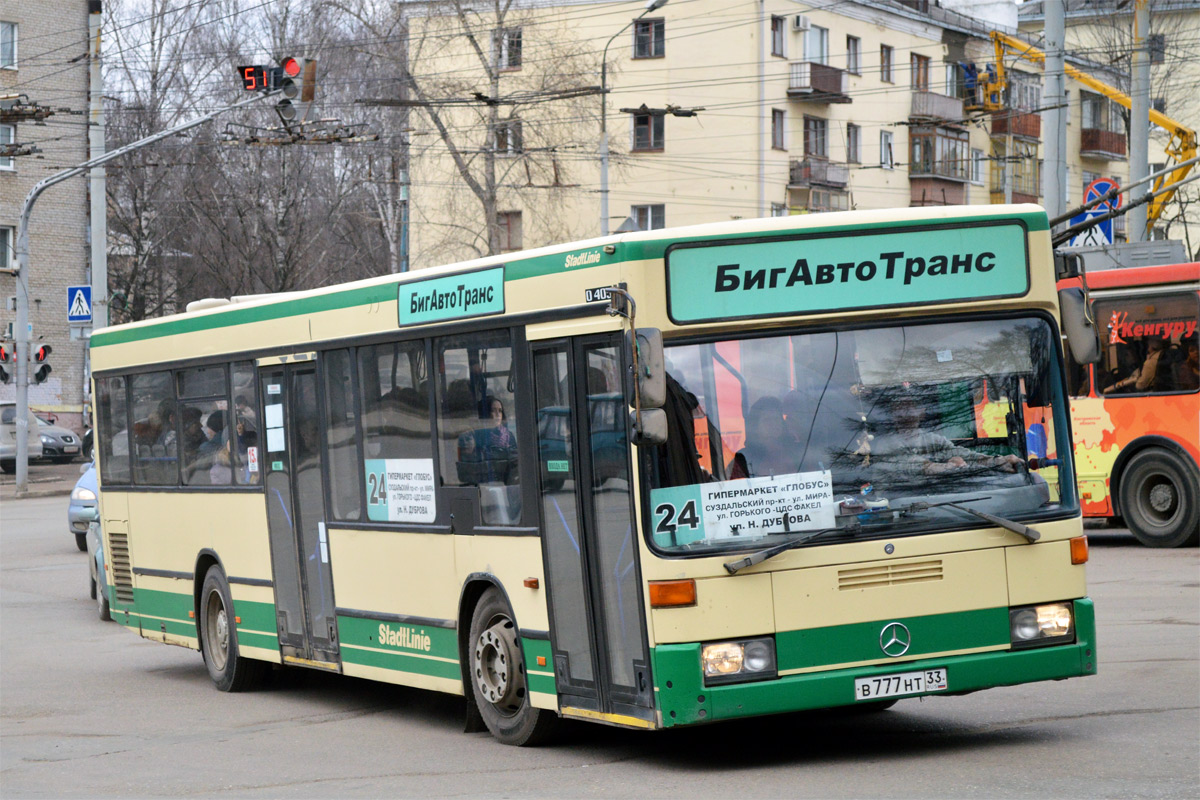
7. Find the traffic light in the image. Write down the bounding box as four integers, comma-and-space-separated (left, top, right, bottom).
275, 57, 317, 125
31, 344, 51, 384
0, 344, 10, 385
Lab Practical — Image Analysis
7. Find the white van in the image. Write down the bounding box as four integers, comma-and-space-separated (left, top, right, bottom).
1, 401, 44, 473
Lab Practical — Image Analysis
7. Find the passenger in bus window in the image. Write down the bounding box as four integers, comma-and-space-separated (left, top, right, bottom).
1176, 338, 1198, 390
1104, 337, 1168, 393
728, 396, 797, 479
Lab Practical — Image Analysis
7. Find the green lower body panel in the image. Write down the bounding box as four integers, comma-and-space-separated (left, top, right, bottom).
111, 586, 276, 650
654, 598, 1097, 727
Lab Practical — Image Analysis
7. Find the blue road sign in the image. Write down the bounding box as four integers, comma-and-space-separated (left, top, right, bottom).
67, 285, 92, 323
1069, 177, 1123, 247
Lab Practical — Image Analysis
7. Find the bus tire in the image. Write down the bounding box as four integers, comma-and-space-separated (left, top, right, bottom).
467, 587, 556, 746
199, 566, 266, 692
1118, 448, 1200, 548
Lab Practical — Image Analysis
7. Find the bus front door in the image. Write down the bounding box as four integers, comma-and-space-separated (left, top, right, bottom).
532, 337, 654, 723
258, 356, 340, 670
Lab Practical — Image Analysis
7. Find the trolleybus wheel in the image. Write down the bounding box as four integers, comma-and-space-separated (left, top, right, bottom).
468, 587, 557, 746
199, 566, 266, 692
1119, 448, 1200, 548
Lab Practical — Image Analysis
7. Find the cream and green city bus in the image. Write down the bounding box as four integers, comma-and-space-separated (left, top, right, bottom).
90, 204, 1097, 746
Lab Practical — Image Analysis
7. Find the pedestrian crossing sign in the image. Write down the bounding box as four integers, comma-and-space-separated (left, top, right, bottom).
67, 285, 92, 323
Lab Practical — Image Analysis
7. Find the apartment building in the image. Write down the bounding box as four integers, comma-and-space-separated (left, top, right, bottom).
403, 0, 1139, 268
1019, 0, 1198, 244
0, 0, 92, 431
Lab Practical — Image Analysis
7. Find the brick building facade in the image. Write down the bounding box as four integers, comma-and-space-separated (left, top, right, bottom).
1, 0, 92, 433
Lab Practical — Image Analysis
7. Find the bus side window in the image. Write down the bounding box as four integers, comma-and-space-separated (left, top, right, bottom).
324, 349, 361, 519
97, 375, 131, 485
434, 331, 519, 525
129, 370, 176, 486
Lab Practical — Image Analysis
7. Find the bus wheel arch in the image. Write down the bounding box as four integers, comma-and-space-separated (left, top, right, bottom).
1114, 443, 1200, 548
197, 562, 267, 691
459, 577, 556, 746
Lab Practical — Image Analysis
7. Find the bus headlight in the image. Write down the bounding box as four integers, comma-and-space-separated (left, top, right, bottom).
701, 637, 776, 685
1009, 603, 1074, 649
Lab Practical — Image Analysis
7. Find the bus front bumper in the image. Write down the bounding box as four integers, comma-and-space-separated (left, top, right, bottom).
653, 597, 1096, 727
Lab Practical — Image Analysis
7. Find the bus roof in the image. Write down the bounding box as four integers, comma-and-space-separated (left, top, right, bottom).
1084, 262, 1200, 290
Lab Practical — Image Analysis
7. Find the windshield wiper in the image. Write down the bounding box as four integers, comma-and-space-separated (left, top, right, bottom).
902, 499, 1040, 543
724, 522, 860, 575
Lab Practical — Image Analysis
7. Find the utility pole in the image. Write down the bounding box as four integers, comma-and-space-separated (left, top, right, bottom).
1043, 0, 1067, 221
1128, 0, 1151, 242
11, 90, 276, 496
86, 0, 107, 429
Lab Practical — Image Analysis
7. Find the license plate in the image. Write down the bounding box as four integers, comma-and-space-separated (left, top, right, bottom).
854, 668, 948, 701
64, 446, 79, 453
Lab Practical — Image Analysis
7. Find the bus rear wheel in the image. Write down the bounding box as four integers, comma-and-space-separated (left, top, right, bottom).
1119, 449, 1200, 548
468, 587, 556, 746
199, 566, 266, 692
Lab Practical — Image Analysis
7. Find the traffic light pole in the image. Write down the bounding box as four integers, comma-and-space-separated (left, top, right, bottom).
11, 90, 276, 496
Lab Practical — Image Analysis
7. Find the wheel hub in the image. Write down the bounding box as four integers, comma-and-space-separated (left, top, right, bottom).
474, 621, 519, 708
1148, 482, 1176, 514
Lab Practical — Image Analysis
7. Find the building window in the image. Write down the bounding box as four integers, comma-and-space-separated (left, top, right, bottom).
803, 116, 827, 158
1152, 97, 1167, 115
970, 148, 985, 184
945, 63, 964, 99
1081, 90, 1122, 132
911, 54, 930, 91
493, 28, 522, 70
772, 109, 786, 150
805, 25, 828, 65
634, 18, 664, 58
631, 204, 665, 230
771, 16, 785, 58
498, 211, 522, 251
990, 138, 1040, 196
880, 44, 894, 83
1010, 72, 1041, 112
0, 226, 13, 270
846, 123, 861, 163
0, 124, 13, 170
846, 36, 861, 74
632, 111, 664, 151
880, 130, 894, 169
770, 202, 789, 217
494, 120, 523, 155
909, 126, 969, 180
0, 22, 15, 69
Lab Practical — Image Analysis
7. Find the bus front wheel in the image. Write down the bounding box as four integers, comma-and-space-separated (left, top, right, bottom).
199, 566, 266, 692
468, 587, 556, 746
1119, 448, 1200, 548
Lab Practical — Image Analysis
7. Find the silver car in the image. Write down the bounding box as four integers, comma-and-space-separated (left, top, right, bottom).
1, 401, 43, 473
68, 462, 98, 552
36, 415, 82, 463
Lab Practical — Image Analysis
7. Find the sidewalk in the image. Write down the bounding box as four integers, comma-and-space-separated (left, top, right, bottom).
0, 461, 86, 502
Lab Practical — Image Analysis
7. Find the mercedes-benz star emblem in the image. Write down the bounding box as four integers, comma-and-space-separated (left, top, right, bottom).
879, 622, 911, 657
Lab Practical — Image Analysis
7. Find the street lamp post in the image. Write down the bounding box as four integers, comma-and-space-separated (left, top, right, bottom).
600, 0, 668, 236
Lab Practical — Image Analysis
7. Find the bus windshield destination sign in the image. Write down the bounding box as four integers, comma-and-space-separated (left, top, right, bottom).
398, 266, 505, 326
666, 221, 1029, 323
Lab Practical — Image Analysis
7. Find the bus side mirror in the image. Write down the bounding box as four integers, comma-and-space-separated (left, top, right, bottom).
626, 328, 666, 409
1058, 288, 1101, 365
630, 408, 668, 446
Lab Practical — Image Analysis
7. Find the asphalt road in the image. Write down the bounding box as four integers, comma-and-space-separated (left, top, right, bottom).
1, 498, 1197, 799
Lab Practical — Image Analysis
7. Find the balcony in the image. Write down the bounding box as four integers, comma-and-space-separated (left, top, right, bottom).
789, 158, 849, 188
991, 111, 1040, 139
787, 62, 851, 104
1081, 128, 1127, 159
910, 91, 964, 123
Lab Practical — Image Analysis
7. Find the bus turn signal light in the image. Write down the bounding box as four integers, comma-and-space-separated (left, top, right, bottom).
649, 579, 696, 608
1070, 536, 1089, 565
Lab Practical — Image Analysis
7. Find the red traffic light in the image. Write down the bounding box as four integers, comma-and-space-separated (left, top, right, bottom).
33, 344, 51, 362
0, 344, 9, 363
282, 57, 302, 77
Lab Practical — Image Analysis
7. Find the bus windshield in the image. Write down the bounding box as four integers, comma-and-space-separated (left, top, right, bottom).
646, 315, 1076, 555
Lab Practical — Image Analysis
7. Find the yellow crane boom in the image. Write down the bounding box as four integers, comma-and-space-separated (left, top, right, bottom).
984, 30, 1196, 228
